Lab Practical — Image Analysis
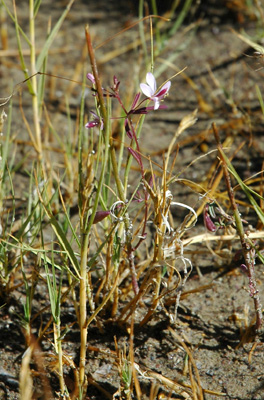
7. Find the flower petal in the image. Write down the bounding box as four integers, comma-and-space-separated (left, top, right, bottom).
140, 83, 154, 98
90, 110, 99, 119
153, 98, 160, 110
146, 72, 156, 92
85, 121, 98, 129
157, 81, 171, 97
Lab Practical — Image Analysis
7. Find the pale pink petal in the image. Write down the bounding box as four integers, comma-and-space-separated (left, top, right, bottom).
140, 73, 171, 110
153, 98, 160, 110
140, 83, 154, 98
146, 72, 156, 92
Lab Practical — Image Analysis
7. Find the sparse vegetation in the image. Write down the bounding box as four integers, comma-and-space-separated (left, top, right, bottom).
0, 0, 264, 399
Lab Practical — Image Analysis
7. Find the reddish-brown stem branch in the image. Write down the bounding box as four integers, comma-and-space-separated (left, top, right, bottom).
85, 25, 107, 122
213, 123, 262, 334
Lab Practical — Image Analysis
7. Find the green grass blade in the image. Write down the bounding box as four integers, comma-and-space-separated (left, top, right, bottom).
0, 102, 12, 205
219, 148, 264, 225
44, 212, 81, 279
34, 0, 42, 16
256, 84, 264, 115
12, 1, 33, 93
34, 186, 80, 279
36, 0, 75, 71
1, 0, 31, 45
0, 237, 63, 271
167, 0, 193, 36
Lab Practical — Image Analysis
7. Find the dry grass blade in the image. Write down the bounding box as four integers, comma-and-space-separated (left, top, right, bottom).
231, 28, 264, 54
168, 327, 227, 399
146, 369, 193, 399
20, 336, 53, 400
168, 327, 203, 400
20, 346, 33, 400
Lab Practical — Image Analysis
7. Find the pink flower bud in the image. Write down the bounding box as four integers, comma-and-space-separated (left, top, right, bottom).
92, 211, 110, 224
128, 147, 141, 166
203, 204, 217, 232
87, 73, 95, 84
113, 75, 120, 90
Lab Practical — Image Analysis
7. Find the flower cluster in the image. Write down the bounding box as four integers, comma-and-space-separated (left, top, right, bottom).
85, 72, 171, 131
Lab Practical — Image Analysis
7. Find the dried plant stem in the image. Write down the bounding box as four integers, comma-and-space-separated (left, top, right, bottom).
0, 4, 8, 50
79, 232, 89, 388
213, 123, 262, 334
54, 322, 65, 395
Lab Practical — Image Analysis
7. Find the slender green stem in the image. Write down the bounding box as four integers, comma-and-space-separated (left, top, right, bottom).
12, 0, 33, 92
150, 0, 160, 56
138, 0, 148, 64
29, 0, 42, 157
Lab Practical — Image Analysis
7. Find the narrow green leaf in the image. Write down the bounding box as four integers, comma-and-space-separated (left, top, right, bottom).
219, 148, 264, 225
1, 238, 63, 271
34, 0, 42, 16
36, 0, 75, 71
0, 0, 31, 45
256, 84, 264, 115
47, 214, 81, 279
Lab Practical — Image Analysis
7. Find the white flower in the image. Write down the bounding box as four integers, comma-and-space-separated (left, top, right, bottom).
140, 72, 171, 110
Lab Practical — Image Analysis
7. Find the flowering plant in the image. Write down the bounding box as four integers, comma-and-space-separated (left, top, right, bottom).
84, 69, 173, 294
85, 72, 171, 131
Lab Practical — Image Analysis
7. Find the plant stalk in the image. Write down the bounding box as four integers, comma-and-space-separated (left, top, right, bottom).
85, 25, 139, 294
54, 321, 65, 395
29, 0, 42, 158
79, 232, 89, 387
213, 123, 262, 334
